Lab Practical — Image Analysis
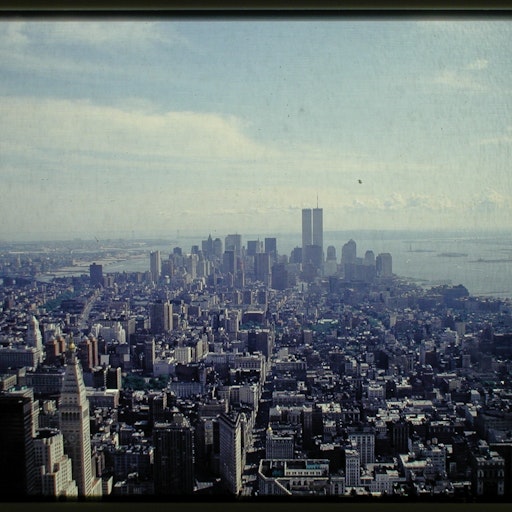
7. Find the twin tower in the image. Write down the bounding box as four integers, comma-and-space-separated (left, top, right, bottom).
301, 207, 323, 269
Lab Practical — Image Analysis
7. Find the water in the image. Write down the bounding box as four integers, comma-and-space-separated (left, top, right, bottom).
45, 230, 512, 299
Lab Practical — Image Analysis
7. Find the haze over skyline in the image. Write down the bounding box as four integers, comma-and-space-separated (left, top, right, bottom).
1, 18, 511, 241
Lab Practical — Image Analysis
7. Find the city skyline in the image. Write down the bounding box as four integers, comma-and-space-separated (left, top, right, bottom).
1, 18, 512, 240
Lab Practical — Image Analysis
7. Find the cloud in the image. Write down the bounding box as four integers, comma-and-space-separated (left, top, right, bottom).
0, 21, 180, 50
0, 21, 187, 79
479, 126, 512, 146
344, 193, 458, 215
432, 70, 488, 92
466, 58, 489, 71
468, 189, 509, 212
0, 96, 278, 168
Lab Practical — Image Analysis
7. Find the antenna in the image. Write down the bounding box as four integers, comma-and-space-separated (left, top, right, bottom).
316, 194, 319, 208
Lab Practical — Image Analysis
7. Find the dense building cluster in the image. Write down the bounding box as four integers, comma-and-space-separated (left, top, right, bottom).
1, 214, 512, 500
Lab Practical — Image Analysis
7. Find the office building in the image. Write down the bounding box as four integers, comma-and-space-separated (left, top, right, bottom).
0, 344, 41, 371
341, 239, 357, 265
202, 234, 214, 258
264, 237, 277, 264
89, 263, 103, 287
26, 315, 43, 352
0, 393, 37, 497
59, 336, 102, 497
223, 250, 236, 276
312, 207, 323, 250
271, 263, 288, 290
246, 240, 261, 256
149, 300, 173, 334
213, 237, 223, 258
248, 329, 274, 360
150, 250, 161, 284
302, 207, 323, 268
258, 459, 331, 496
348, 427, 375, 466
219, 411, 244, 495
225, 234, 242, 256
144, 338, 155, 374
364, 250, 375, 266
34, 428, 78, 497
265, 426, 295, 459
302, 209, 312, 252
255, 252, 271, 285
345, 448, 361, 487
153, 414, 195, 495
376, 253, 393, 277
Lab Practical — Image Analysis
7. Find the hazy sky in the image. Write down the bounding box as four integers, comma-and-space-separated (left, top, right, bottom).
1, 18, 511, 241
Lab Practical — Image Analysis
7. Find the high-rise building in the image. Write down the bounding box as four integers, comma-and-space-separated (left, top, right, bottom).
153, 414, 195, 495
201, 234, 214, 258
59, 336, 102, 497
34, 428, 78, 497
302, 208, 323, 268
341, 239, 357, 265
26, 315, 44, 364
254, 252, 271, 285
213, 238, 223, 258
0, 393, 37, 497
149, 300, 173, 334
312, 207, 323, 250
363, 250, 375, 266
271, 263, 288, 290
144, 338, 155, 374
150, 250, 161, 284
89, 263, 103, 287
248, 329, 274, 360
225, 234, 242, 256
264, 237, 277, 264
345, 448, 361, 487
326, 245, 336, 261
324, 245, 338, 276
376, 253, 393, 277
265, 426, 294, 459
348, 427, 375, 466
301, 209, 312, 255
219, 411, 245, 495
246, 240, 261, 257
223, 250, 236, 276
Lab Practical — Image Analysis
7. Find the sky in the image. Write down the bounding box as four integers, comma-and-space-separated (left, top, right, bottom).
1, 17, 511, 241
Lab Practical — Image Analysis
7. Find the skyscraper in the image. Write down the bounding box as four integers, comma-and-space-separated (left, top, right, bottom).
301, 209, 312, 254
254, 252, 271, 285
150, 250, 161, 284
26, 315, 43, 364
34, 429, 78, 496
376, 252, 393, 277
302, 207, 323, 269
341, 239, 357, 265
264, 237, 277, 264
225, 234, 242, 256
0, 394, 37, 497
312, 207, 323, 250
59, 335, 102, 497
149, 300, 173, 334
345, 448, 361, 487
153, 414, 195, 495
89, 263, 103, 287
219, 411, 244, 495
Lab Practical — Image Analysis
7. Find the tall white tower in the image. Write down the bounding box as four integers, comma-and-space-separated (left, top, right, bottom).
26, 315, 43, 363
59, 335, 102, 497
